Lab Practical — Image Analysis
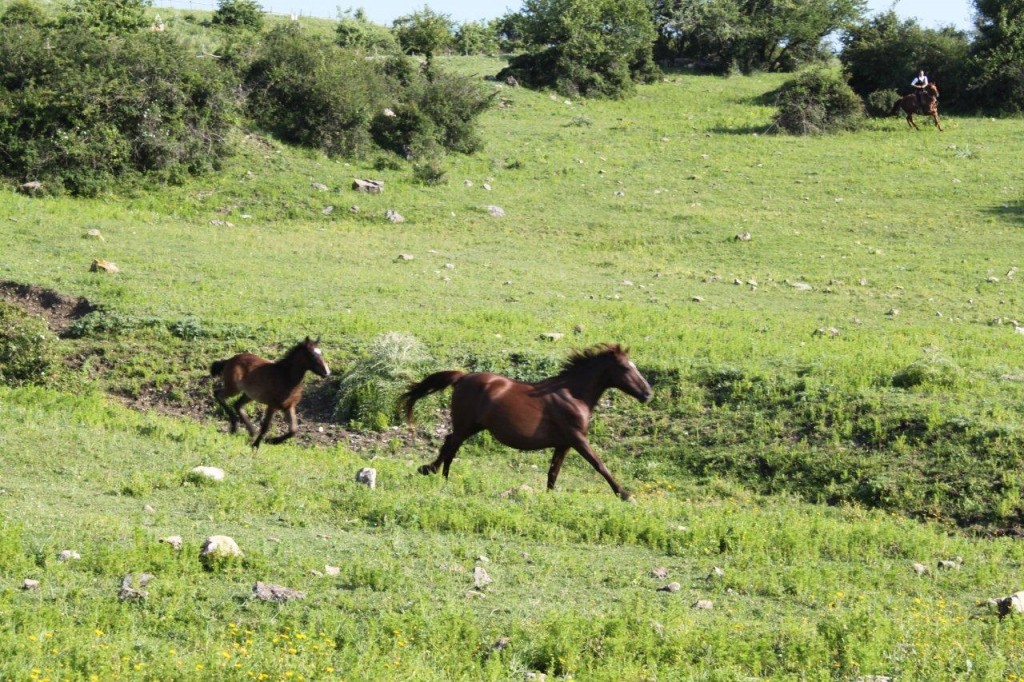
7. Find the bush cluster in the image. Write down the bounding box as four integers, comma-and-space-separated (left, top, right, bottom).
334, 333, 431, 431
0, 302, 59, 386
774, 68, 864, 135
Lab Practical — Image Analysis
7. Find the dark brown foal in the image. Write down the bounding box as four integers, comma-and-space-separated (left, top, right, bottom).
400, 344, 653, 500
210, 337, 330, 448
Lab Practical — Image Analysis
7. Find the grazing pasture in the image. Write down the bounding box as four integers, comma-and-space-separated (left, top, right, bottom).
2, 56, 1024, 679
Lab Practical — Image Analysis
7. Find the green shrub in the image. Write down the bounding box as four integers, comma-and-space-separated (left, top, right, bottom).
334, 333, 431, 431
58, 0, 150, 35
335, 8, 399, 55
245, 25, 386, 157
212, 0, 263, 32
392, 6, 454, 60
865, 88, 900, 117
0, 0, 47, 26
891, 356, 965, 391
0, 302, 59, 386
774, 68, 864, 134
0, 24, 235, 195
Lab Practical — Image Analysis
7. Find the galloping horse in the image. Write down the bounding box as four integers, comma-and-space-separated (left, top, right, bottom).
400, 344, 653, 501
892, 82, 942, 131
211, 337, 330, 448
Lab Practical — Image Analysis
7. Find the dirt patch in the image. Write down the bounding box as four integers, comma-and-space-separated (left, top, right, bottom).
0, 281, 97, 336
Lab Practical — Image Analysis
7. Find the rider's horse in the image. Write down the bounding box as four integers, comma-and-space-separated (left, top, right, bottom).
892, 82, 942, 131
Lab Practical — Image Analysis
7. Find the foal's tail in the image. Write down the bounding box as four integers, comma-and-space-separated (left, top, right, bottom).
399, 370, 465, 423
209, 359, 228, 377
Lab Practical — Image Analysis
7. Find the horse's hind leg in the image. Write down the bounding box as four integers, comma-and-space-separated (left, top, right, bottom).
418, 426, 481, 477
266, 407, 298, 445
233, 395, 256, 436
252, 407, 277, 450
906, 114, 919, 130
214, 387, 240, 432
547, 447, 569, 490
933, 113, 943, 131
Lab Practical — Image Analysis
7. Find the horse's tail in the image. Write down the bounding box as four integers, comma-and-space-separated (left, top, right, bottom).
399, 370, 465, 423
210, 359, 228, 377
891, 98, 903, 116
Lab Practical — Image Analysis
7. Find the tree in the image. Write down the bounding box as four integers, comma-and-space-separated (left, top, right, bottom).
335, 8, 399, 54
498, 0, 658, 98
969, 0, 1024, 112
392, 6, 454, 60
59, 0, 150, 35
0, 0, 47, 27
840, 11, 971, 113
212, 0, 264, 32
454, 21, 497, 55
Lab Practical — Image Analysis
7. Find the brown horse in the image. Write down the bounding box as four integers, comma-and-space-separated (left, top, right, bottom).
892, 82, 942, 131
400, 344, 653, 500
210, 337, 330, 449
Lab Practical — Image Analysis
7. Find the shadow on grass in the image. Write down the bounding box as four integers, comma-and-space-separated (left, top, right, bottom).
709, 124, 778, 136
986, 200, 1024, 224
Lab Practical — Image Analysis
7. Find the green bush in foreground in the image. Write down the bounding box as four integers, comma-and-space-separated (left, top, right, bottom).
774, 68, 864, 134
0, 302, 58, 386
0, 24, 235, 195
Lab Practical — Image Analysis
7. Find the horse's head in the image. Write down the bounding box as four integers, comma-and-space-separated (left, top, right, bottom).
927, 82, 939, 97
299, 336, 331, 377
566, 344, 652, 403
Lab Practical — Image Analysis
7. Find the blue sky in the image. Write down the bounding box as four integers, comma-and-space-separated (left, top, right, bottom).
167, 0, 975, 30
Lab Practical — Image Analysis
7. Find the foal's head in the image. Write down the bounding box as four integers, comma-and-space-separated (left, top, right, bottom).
289, 337, 331, 377
563, 344, 652, 402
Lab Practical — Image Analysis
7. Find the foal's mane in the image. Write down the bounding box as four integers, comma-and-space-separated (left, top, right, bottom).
559, 344, 627, 375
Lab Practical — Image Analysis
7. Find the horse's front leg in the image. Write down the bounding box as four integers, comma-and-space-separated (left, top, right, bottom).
266, 407, 298, 445
547, 446, 569, 490
906, 114, 919, 130
933, 112, 943, 131
571, 437, 633, 502
252, 407, 277, 450
233, 395, 256, 436
213, 388, 237, 432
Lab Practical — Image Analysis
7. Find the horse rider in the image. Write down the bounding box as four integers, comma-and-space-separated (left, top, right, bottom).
911, 70, 930, 111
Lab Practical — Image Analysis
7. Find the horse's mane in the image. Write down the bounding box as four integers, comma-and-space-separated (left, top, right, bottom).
559, 344, 627, 375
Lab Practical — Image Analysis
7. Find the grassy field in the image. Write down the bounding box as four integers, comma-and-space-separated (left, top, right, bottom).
2, 44, 1024, 679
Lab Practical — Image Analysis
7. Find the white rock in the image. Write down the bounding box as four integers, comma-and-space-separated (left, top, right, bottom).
355, 467, 377, 489
253, 582, 305, 602
658, 582, 681, 592
693, 599, 714, 609
473, 566, 492, 589
22, 579, 40, 590
486, 205, 505, 217
385, 209, 405, 224
912, 562, 929, 575
83, 229, 105, 241
325, 565, 341, 576
58, 550, 81, 562
199, 535, 243, 564
162, 536, 183, 551
190, 466, 225, 482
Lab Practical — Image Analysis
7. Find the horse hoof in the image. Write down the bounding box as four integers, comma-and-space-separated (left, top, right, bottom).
417, 465, 433, 475
622, 493, 637, 504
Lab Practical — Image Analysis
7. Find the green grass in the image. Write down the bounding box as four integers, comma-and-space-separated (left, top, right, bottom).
3, 48, 1024, 678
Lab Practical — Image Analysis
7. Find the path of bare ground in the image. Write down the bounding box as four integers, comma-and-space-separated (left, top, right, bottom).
0, 281, 447, 455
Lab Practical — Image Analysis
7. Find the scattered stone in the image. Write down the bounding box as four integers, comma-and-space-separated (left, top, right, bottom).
539, 332, 563, 342
322, 205, 334, 215
18, 180, 43, 195
396, 253, 415, 262
58, 550, 81, 562
90, 259, 119, 274
253, 581, 305, 603
813, 327, 841, 338
83, 229, 105, 241
991, 591, 1024, 618
309, 568, 323, 577
383, 108, 397, 117
492, 636, 511, 651
465, 589, 487, 599
486, 205, 505, 218
789, 281, 813, 291
349, 205, 360, 213
1016, 326, 1024, 336
311, 182, 329, 192
693, 599, 714, 610
912, 562, 930, 576
355, 467, 377, 489
886, 308, 900, 317
937, 557, 963, 571
650, 567, 669, 580
473, 566, 493, 589
464, 179, 473, 187
385, 209, 405, 224
524, 673, 546, 681
499, 484, 534, 498
199, 535, 243, 565
21, 579, 40, 591
325, 565, 341, 576
734, 232, 752, 241
482, 183, 492, 191
190, 466, 225, 482
614, 190, 625, 197
986, 276, 1000, 283
691, 296, 704, 303
505, 75, 518, 87
353, 178, 384, 194
658, 582, 681, 593
444, 263, 455, 269
143, 504, 155, 513
855, 676, 893, 682
709, 566, 725, 580
161, 536, 183, 551
118, 573, 155, 601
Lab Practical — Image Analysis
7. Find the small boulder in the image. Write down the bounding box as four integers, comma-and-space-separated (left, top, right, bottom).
253, 582, 305, 603
473, 566, 493, 589
143, 504, 155, 514
991, 591, 1024, 618
385, 209, 405, 224
353, 179, 384, 194
396, 253, 415, 261
486, 205, 505, 218
190, 466, 225, 482
349, 205, 360, 213
118, 573, 154, 601
912, 562, 929, 576
499, 484, 534, 498
466, 589, 487, 599
650, 567, 669, 580
658, 582, 681, 593
734, 232, 752, 241
324, 565, 341, 576
311, 182, 329, 192
708, 566, 725, 580
58, 550, 81, 562
937, 557, 963, 571
161, 536, 183, 551
199, 535, 243, 565
83, 229, 105, 241
90, 259, 119, 274
693, 599, 714, 610
539, 332, 563, 342
492, 636, 511, 651
322, 205, 334, 215
21, 579, 40, 591
789, 281, 813, 291
355, 467, 377, 489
